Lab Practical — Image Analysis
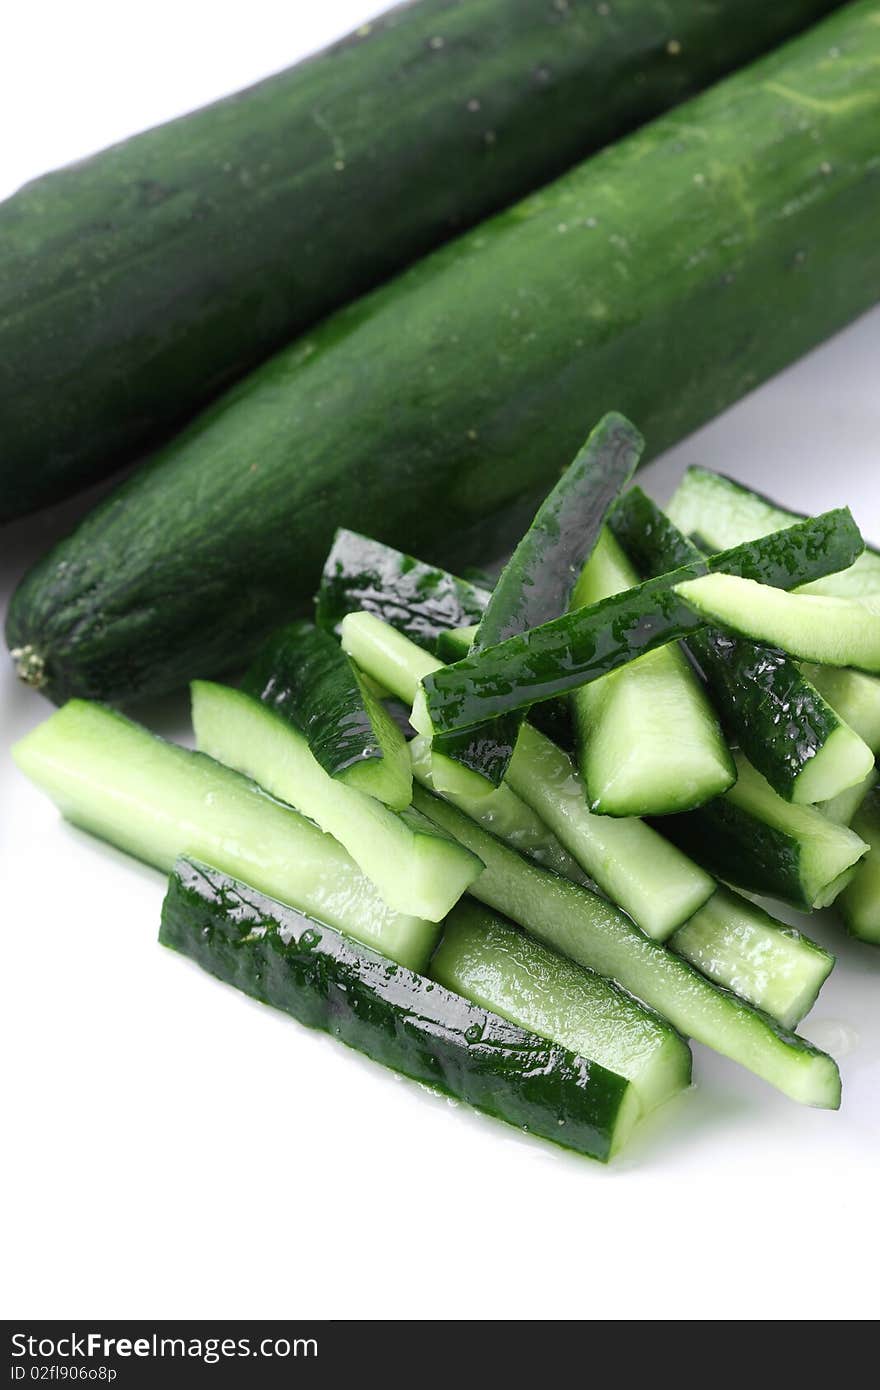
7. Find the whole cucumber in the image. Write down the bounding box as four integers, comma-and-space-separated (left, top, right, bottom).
8, 2, 880, 703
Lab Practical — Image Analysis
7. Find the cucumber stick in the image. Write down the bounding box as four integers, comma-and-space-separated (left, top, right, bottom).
840, 789, 880, 944
805, 665, 880, 754
432, 902, 692, 1116
569, 527, 734, 815
413, 786, 840, 1107
191, 681, 481, 922
821, 768, 879, 828
162, 861, 639, 1162
13, 701, 438, 971
11, 3, 880, 703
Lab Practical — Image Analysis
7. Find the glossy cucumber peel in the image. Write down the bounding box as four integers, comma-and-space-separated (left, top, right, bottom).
659, 752, 869, 911
430, 412, 641, 786
569, 526, 734, 815
161, 860, 639, 1161
242, 620, 411, 809
674, 574, 880, 676
191, 681, 481, 922
671, 888, 833, 1030
413, 786, 840, 1107
13, 700, 437, 971
432, 901, 692, 1115
611, 488, 873, 804
10, 3, 880, 703
420, 509, 863, 734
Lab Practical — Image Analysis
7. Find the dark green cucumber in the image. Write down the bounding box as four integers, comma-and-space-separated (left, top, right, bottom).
10, 3, 880, 701
418, 510, 863, 735
437, 624, 574, 748
243, 619, 410, 809
14, 699, 437, 971
413, 786, 841, 1107
431, 411, 641, 786
612, 488, 873, 803
659, 751, 869, 911
840, 787, 880, 944
160, 859, 638, 1161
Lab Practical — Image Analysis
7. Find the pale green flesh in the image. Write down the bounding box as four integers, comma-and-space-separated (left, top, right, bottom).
13, 700, 437, 971
672, 887, 833, 1030
675, 573, 880, 675
191, 681, 481, 922
727, 752, 869, 907
793, 720, 876, 806
840, 788, 880, 943
432, 902, 691, 1116
806, 664, 880, 753
414, 786, 840, 1107
571, 529, 734, 815
667, 466, 880, 599
821, 766, 879, 827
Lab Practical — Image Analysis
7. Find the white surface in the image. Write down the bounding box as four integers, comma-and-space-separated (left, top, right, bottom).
2, 2, 879, 1324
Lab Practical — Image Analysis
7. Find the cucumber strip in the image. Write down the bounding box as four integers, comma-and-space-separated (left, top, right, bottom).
413, 786, 840, 1107
316, 529, 490, 654
13, 701, 437, 971
671, 888, 833, 1030
162, 861, 638, 1162
436, 625, 480, 663
803, 664, 880, 754
612, 488, 873, 804
243, 620, 411, 810
432, 902, 691, 1116
437, 624, 575, 750
840, 788, 880, 944
667, 466, 880, 600
431, 412, 642, 787
569, 527, 734, 815
821, 767, 879, 827
420, 509, 863, 734
659, 751, 869, 911
191, 681, 481, 923
674, 574, 880, 676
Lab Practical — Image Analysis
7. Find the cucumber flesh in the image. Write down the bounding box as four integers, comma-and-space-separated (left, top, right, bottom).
13, 701, 437, 971
674, 574, 880, 676
432, 902, 691, 1116
162, 860, 639, 1162
191, 681, 481, 922
805, 664, 880, 754
840, 787, 880, 944
570, 528, 734, 815
821, 767, 879, 827
414, 786, 840, 1108
671, 887, 833, 1030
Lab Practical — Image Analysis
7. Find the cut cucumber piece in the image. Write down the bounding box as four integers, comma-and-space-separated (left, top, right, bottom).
432, 902, 691, 1116
162, 861, 638, 1162
570, 527, 734, 815
437, 624, 574, 750
414, 786, 840, 1107
612, 487, 872, 805
13, 701, 437, 971
805, 664, 880, 754
191, 681, 481, 923
671, 887, 833, 1030
421, 509, 863, 733
243, 620, 411, 810
821, 767, 879, 827
668, 466, 880, 599
659, 751, 869, 910
674, 573, 880, 676
840, 787, 880, 945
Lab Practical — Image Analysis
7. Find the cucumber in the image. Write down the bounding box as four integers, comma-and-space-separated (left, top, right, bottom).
659, 751, 869, 911
413, 786, 840, 1107
840, 788, 880, 944
161, 860, 638, 1162
805, 665, 880, 754
242, 620, 410, 810
419, 510, 863, 734
11, 2, 880, 700
191, 681, 481, 922
821, 767, 879, 828
671, 888, 833, 1030
568, 527, 734, 815
431, 412, 641, 787
13, 701, 437, 970
432, 902, 691, 1115
611, 488, 873, 805
668, 466, 880, 599
674, 574, 880, 676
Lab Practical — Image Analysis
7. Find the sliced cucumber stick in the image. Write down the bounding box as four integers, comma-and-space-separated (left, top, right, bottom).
433, 902, 691, 1116
806, 664, 880, 754
821, 767, 879, 827
840, 788, 880, 944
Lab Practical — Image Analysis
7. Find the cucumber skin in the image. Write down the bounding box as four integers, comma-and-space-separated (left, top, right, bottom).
8, 4, 879, 702
160, 858, 634, 1162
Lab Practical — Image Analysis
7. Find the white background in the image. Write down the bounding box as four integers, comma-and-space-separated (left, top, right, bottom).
2, 2, 879, 1322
